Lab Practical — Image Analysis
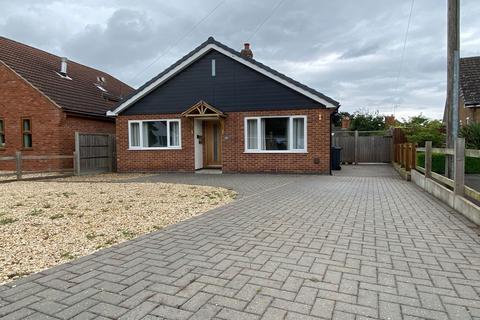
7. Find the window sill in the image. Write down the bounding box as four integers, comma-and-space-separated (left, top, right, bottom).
128, 147, 182, 151
244, 150, 308, 154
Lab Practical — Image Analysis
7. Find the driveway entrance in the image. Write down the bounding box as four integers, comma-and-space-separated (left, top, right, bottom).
1, 165, 479, 319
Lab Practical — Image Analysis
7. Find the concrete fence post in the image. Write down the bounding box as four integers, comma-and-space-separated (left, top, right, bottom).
73, 152, 80, 176
425, 141, 432, 178
454, 137, 465, 196
74, 132, 81, 176
15, 151, 22, 180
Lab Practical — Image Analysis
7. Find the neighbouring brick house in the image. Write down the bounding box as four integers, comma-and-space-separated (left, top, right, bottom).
109, 37, 340, 173
0, 36, 133, 171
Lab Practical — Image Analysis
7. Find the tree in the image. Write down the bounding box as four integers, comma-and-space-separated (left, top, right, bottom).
402, 114, 445, 147
349, 109, 385, 131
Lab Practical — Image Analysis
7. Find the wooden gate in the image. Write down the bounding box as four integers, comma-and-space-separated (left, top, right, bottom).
74, 132, 115, 174
333, 131, 392, 163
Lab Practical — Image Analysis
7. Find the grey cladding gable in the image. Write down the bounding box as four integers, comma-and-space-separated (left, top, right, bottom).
122, 50, 327, 115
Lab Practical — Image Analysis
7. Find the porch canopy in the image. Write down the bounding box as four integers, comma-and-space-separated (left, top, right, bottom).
181, 100, 226, 119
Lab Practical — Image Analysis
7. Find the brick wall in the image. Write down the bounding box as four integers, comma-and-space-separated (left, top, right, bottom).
0, 64, 115, 171
223, 108, 333, 173
116, 114, 195, 172
116, 108, 333, 174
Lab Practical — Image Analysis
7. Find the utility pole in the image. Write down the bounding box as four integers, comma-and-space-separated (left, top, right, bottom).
446, 0, 460, 178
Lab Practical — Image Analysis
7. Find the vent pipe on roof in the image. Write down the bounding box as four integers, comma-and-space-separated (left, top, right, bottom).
60, 57, 68, 76
240, 43, 253, 59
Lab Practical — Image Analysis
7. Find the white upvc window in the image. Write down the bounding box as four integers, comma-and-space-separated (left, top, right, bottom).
128, 119, 181, 150
244, 116, 307, 153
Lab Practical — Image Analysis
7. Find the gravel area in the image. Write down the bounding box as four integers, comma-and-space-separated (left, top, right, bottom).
53, 173, 156, 182
0, 180, 235, 284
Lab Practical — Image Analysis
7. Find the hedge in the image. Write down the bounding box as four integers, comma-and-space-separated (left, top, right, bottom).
416, 152, 480, 174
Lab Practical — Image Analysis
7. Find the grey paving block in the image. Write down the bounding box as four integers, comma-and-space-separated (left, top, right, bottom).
0, 168, 478, 320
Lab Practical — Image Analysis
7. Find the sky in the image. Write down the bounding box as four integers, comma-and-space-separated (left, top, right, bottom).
1, 0, 480, 120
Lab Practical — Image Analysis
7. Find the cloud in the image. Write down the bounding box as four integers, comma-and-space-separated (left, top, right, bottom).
1, 0, 480, 119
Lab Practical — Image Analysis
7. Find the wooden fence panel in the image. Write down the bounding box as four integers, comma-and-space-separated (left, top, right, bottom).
333, 131, 392, 163
75, 133, 115, 174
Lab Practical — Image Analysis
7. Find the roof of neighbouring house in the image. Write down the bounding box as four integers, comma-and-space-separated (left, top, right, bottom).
0, 36, 133, 118
109, 36, 340, 115
461, 56, 480, 106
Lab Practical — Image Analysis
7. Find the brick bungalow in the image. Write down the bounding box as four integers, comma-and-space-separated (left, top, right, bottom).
109, 37, 340, 174
0, 36, 133, 171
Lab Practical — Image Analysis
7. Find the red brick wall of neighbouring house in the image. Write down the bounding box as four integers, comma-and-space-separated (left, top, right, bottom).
0, 64, 63, 171
59, 115, 115, 168
116, 114, 195, 172
116, 108, 333, 174
0, 64, 115, 172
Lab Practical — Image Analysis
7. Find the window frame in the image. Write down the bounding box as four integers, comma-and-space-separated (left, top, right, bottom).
128, 119, 182, 150
244, 115, 307, 153
21, 117, 32, 149
0, 118, 4, 149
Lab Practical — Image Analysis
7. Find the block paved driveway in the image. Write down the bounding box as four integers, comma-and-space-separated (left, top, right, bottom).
2, 165, 480, 320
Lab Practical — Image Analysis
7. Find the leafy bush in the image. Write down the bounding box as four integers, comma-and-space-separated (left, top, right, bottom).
460, 122, 480, 149
350, 109, 385, 131
402, 115, 444, 147
417, 152, 480, 174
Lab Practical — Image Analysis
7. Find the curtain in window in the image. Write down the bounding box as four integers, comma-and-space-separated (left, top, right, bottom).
293, 118, 305, 149
169, 121, 180, 147
247, 119, 258, 149
130, 123, 140, 147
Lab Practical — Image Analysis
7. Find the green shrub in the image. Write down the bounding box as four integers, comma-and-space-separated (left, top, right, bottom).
460, 122, 480, 149
417, 152, 480, 174
402, 115, 445, 147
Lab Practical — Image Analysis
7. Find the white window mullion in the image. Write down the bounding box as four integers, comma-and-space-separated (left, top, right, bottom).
166, 120, 171, 148
257, 118, 261, 151
139, 121, 144, 148
288, 117, 293, 151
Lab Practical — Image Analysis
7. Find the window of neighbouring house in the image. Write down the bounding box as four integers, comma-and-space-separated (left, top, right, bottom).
129, 119, 181, 149
22, 118, 32, 149
245, 116, 307, 152
0, 119, 4, 148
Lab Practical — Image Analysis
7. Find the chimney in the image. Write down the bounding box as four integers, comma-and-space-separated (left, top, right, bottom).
240, 43, 253, 59
60, 57, 68, 76
384, 115, 396, 128
341, 117, 351, 130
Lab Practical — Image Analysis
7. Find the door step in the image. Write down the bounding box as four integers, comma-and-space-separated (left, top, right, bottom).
195, 169, 223, 174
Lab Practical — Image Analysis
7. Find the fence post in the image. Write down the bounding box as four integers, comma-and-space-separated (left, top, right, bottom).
412, 143, 417, 169
74, 132, 80, 175
454, 137, 465, 196
405, 143, 411, 171
15, 151, 22, 180
425, 141, 432, 178
354, 130, 359, 165
73, 152, 80, 176
400, 144, 405, 167
107, 134, 113, 172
